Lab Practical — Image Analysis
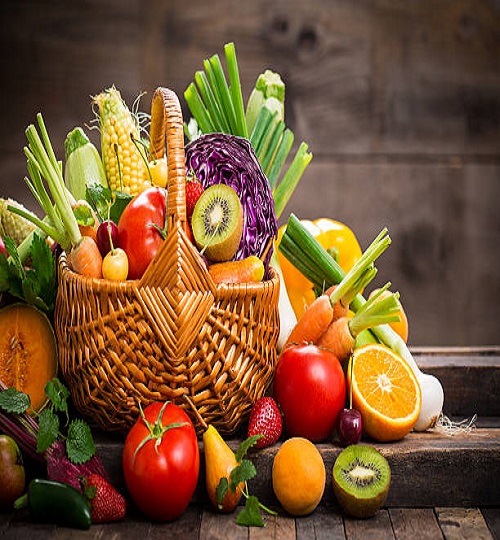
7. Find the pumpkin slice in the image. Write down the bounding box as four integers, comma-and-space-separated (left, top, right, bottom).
0, 304, 58, 412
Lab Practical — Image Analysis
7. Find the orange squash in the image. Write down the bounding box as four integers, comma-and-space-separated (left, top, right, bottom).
0, 304, 58, 412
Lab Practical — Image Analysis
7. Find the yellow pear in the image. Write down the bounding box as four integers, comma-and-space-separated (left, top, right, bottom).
203, 424, 243, 513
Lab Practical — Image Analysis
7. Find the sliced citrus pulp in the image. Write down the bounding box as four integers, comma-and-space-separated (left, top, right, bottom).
348, 344, 422, 442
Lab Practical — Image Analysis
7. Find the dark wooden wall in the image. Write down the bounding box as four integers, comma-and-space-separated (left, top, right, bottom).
1, 0, 499, 346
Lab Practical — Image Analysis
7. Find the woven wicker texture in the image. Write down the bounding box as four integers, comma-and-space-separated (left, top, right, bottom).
55, 88, 280, 435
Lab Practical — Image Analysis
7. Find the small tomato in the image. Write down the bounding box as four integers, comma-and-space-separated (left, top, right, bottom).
102, 247, 129, 281
273, 343, 346, 442
122, 402, 200, 522
148, 157, 168, 188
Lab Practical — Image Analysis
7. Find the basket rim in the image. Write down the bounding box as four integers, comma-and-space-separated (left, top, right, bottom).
57, 251, 279, 294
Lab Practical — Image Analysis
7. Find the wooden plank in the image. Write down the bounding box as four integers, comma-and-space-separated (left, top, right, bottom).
1, 0, 499, 160
436, 508, 493, 540
295, 509, 345, 540
92, 423, 500, 510
412, 348, 500, 416
389, 508, 443, 540
248, 512, 295, 540
199, 508, 248, 540
343, 509, 395, 539
481, 508, 500, 540
246, 427, 500, 508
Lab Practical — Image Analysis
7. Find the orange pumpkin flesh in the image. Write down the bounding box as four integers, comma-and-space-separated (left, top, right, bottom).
0, 304, 58, 412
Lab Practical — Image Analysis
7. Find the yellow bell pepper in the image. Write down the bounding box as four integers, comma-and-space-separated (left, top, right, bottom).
277, 218, 362, 319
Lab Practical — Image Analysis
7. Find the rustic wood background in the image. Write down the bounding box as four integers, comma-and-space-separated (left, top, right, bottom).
0, 0, 499, 346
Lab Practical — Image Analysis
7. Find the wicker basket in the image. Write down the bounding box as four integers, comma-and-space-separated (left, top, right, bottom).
55, 88, 280, 435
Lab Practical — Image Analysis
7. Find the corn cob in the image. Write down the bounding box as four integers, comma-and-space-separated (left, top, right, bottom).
0, 198, 37, 246
93, 87, 149, 196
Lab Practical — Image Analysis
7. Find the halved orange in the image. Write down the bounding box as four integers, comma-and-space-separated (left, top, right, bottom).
348, 344, 421, 442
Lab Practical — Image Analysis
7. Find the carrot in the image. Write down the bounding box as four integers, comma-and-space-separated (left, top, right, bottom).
318, 285, 401, 363
317, 316, 356, 362
68, 236, 103, 278
284, 294, 334, 348
324, 285, 349, 321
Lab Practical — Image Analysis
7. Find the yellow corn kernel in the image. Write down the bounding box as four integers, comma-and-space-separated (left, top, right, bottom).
93, 87, 149, 195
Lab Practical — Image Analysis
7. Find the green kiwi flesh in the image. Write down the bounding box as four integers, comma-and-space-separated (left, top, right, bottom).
191, 184, 243, 262
332, 445, 391, 519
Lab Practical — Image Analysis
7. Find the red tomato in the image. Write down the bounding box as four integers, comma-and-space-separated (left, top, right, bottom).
122, 402, 200, 522
273, 343, 346, 442
117, 187, 166, 279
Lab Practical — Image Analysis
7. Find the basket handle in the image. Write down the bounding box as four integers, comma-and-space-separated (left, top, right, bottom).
149, 87, 187, 232
139, 88, 215, 294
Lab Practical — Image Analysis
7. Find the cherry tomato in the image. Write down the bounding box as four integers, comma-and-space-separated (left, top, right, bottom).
273, 343, 346, 442
117, 187, 167, 279
122, 402, 200, 522
102, 247, 129, 281
148, 157, 168, 188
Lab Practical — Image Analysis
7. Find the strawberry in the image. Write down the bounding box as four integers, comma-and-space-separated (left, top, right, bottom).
247, 397, 282, 449
82, 473, 126, 523
185, 176, 204, 222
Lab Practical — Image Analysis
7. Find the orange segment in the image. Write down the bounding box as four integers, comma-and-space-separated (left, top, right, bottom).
348, 344, 421, 442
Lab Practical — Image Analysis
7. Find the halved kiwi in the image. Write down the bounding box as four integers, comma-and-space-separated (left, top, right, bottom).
332, 445, 391, 519
191, 184, 243, 262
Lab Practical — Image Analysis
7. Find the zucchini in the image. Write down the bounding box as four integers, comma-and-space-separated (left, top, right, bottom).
64, 127, 108, 200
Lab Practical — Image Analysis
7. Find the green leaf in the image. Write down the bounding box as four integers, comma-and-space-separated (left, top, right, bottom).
216, 476, 229, 508
109, 191, 133, 223
85, 183, 132, 224
235, 435, 262, 463
0, 233, 56, 315
37, 408, 60, 453
66, 419, 96, 465
0, 387, 31, 414
236, 495, 264, 527
45, 378, 70, 420
229, 459, 256, 492
85, 183, 112, 222
3, 236, 25, 278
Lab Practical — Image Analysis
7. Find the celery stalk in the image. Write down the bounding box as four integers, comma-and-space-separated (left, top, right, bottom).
273, 143, 312, 219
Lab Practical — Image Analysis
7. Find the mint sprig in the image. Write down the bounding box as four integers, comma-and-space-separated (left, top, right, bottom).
0, 378, 96, 465
216, 434, 276, 527
0, 387, 30, 414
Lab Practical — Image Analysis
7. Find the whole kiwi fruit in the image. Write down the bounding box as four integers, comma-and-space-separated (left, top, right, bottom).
332, 445, 391, 519
191, 184, 243, 262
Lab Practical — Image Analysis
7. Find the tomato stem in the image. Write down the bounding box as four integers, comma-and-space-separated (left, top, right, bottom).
132, 402, 188, 465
